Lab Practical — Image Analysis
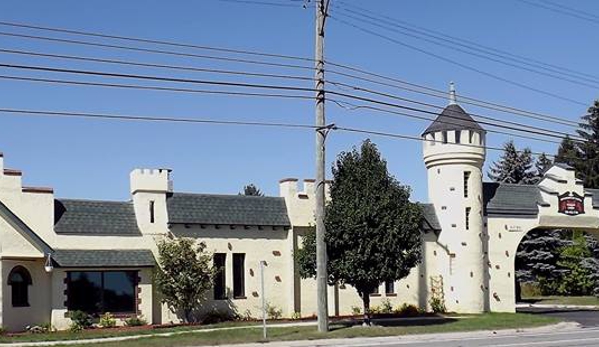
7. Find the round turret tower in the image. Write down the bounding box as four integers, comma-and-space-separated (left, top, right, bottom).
422, 82, 486, 313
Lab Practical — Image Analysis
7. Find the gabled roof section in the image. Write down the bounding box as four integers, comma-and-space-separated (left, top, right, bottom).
422, 104, 484, 136
54, 199, 141, 236
421, 203, 441, 232
0, 200, 53, 254
483, 182, 542, 216
52, 249, 155, 268
166, 193, 291, 227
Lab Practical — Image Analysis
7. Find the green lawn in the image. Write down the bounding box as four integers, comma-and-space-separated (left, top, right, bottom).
3, 313, 560, 347
521, 296, 599, 306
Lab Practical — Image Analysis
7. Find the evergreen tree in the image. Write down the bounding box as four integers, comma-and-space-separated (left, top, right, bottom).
555, 135, 579, 168
240, 184, 264, 196
488, 141, 536, 184
297, 140, 423, 325
535, 152, 553, 179
576, 100, 599, 188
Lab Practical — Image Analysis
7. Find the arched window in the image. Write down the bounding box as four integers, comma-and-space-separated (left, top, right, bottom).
8, 266, 32, 307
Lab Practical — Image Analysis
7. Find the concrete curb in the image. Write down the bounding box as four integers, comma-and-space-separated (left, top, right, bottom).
516, 303, 599, 310
0, 320, 579, 347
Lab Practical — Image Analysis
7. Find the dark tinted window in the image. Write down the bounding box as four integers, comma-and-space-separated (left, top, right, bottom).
233, 253, 245, 298
213, 253, 227, 300
8, 266, 32, 307
385, 281, 395, 294
67, 271, 137, 314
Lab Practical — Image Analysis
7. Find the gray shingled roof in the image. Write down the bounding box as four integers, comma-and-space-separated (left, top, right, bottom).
54, 199, 141, 236
586, 189, 599, 208
421, 203, 441, 231
483, 182, 542, 216
166, 193, 291, 227
422, 104, 484, 136
52, 249, 155, 268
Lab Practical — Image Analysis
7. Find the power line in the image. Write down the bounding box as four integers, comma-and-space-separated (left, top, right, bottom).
0, 48, 314, 82
0, 108, 319, 129
0, 74, 314, 99
0, 63, 317, 93
326, 64, 579, 128
0, 31, 314, 71
330, 99, 563, 145
516, 0, 599, 25
328, 81, 581, 140
329, 15, 588, 107
326, 89, 582, 143
332, 7, 599, 89
334, 1, 599, 82
216, 0, 310, 8
0, 61, 582, 143
0, 20, 315, 62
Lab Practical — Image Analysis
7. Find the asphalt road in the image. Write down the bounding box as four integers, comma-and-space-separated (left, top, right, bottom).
519, 307, 599, 328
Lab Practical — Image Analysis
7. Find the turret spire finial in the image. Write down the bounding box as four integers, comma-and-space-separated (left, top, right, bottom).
449, 81, 457, 105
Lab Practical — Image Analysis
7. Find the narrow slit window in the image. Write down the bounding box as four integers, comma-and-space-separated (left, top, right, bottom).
213, 253, 226, 300
442, 131, 448, 144
149, 200, 155, 224
463, 171, 471, 198
455, 131, 461, 144
466, 207, 471, 230
233, 253, 245, 298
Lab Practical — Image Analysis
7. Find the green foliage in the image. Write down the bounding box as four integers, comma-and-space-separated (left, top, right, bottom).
69, 310, 92, 332
297, 140, 423, 324
380, 299, 394, 314
535, 153, 553, 178
201, 311, 238, 324
488, 141, 537, 184
0, 326, 4, 335
429, 297, 446, 313
291, 311, 302, 320
265, 302, 283, 320
396, 303, 419, 317
556, 232, 595, 296
155, 237, 215, 323
124, 316, 147, 327
240, 184, 263, 196
351, 306, 362, 315
99, 312, 117, 328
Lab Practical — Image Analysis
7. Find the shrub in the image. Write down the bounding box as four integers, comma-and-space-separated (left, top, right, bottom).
265, 302, 282, 320
241, 309, 253, 321
69, 311, 92, 332
397, 303, 419, 317
520, 282, 542, 298
202, 311, 238, 325
429, 297, 447, 313
124, 316, 148, 327
0, 326, 5, 335
291, 311, 301, 320
380, 299, 394, 314
369, 305, 381, 314
351, 306, 362, 315
99, 312, 117, 328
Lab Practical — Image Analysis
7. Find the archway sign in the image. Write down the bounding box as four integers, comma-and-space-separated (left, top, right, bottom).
486, 163, 599, 312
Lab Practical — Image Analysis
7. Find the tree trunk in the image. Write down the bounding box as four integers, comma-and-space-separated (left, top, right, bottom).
184, 308, 192, 323
362, 292, 371, 326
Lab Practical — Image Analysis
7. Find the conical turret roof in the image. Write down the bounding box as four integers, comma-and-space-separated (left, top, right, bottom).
422, 103, 484, 136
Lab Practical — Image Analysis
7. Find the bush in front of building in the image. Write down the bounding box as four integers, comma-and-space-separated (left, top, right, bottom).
265, 302, 283, 320
0, 326, 5, 335
396, 303, 420, 317
99, 313, 117, 328
124, 316, 147, 327
429, 297, 447, 313
155, 237, 216, 323
69, 310, 93, 332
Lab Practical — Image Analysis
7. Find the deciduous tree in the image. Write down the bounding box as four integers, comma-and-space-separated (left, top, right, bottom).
297, 140, 423, 325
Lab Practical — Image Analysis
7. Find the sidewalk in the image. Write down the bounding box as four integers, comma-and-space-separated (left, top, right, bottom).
214, 322, 580, 347
0, 316, 456, 347
516, 303, 599, 310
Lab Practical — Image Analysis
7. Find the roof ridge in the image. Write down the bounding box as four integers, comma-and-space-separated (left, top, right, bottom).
56, 198, 133, 204
170, 192, 282, 199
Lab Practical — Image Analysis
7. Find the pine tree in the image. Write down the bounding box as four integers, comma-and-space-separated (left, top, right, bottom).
576, 100, 599, 188
240, 184, 264, 196
488, 141, 536, 184
555, 135, 579, 168
535, 152, 553, 178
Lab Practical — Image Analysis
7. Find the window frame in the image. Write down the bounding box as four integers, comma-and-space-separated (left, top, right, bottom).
213, 253, 227, 300
233, 253, 246, 299
385, 281, 395, 295
66, 270, 138, 315
8, 266, 32, 308
463, 171, 471, 198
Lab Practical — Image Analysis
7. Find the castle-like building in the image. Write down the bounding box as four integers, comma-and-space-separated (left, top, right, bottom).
1, 85, 598, 331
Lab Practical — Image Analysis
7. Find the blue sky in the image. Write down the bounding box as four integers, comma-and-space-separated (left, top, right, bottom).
0, 0, 597, 202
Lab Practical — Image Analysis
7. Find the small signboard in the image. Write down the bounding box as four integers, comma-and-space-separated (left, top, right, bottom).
558, 192, 585, 216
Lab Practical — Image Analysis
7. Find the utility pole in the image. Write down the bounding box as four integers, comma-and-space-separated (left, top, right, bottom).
314, 0, 330, 333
